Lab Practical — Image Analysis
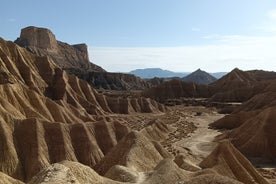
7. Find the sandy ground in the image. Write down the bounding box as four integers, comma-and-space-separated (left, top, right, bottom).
174, 112, 224, 159
107, 106, 224, 162
103, 105, 276, 182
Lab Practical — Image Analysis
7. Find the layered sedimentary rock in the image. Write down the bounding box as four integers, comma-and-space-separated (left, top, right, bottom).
94, 131, 172, 175
210, 110, 258, 129
200, 141, 269, 184
143, 79, 211, 102
185, 174, 242, 184
14, 26, 149, 90
14, 26, 103, 72
144, 68, 276, 103
211, 84, 276, 160
28, 159, 190, 184
66, 68, 149, 90
0, 172, 23, 184
28, 161, 120, 184
216, 108, 276, 160
0, 37, 166, 182
209, 68, 276, 102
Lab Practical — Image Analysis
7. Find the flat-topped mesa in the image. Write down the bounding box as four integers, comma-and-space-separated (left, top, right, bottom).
14, 26, 151, 90
15, 26, 58, 50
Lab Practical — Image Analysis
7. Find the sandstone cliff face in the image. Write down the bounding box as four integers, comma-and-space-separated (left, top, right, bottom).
66, 68, 149, 90
144, 68, 276, 103
200, 141, 268, 184
14, 26, 148, 90
216, 108, 276, 160
16, 26, 58, 50
143, 79, 211, 102
15, 26, 103, 72
28, 161, 120, 184
209, 68, 276, 102
210, 81, 276, 161
94, 131, 172, 175
0, 37, 166, 182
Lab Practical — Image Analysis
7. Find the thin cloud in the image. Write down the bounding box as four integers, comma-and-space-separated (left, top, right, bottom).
191, 27, 201, 32
7, 18, 16, 22
89, 34, 276, 73
266, 9, 276, 20
257, 9, 276, 33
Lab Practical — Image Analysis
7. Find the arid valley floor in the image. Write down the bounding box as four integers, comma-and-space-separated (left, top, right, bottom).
0, 26, 275, 184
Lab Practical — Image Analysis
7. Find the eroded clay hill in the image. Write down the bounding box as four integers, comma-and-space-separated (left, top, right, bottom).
200, 141, 268, 184
0, 32, 272, 184
143, 68, 276, 103
0, 37, 166, 182
14, 26, 148, 90
212, 106, 276, 161
209, 68, 276, 102
26, 131, 268, 184
143, 79, 211, 102
210, 78, 276, 160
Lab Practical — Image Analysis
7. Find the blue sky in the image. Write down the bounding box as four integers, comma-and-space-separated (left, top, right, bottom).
1, 0, 276, 72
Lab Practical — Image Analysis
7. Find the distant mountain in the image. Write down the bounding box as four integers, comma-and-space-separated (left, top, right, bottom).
182, 69, 217, 84
129, 68, 189, 78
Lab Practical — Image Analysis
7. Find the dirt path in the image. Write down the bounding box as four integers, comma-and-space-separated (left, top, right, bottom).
172, 108, 224, 164
107, 106, 224, 164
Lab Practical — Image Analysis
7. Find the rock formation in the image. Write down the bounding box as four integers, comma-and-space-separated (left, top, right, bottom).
14, 26, 103, 72
28, 159, 190, 184
28, 161, 120, 184
14, 26, 149, 90
143, 79, 211, 102
0, 172, 23, 184
186, 174, 243, 184
209, 68, 276, 102
0, 37, 166, 182
94, 131, 172, 175
211, 81, 276, 161
143, 68, 276, 103
0, 28, 272, 184
200, 141, 269, 184
216, 108, 276, 160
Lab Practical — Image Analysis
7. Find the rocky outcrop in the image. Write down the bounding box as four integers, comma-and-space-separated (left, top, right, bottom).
216, 108, 276, 160
185, 174, 243, 184
0, 37, 166, 182
200, 141, 269, 184
66, 68, 149, 90
14, 26, 149, 90
15, 26, 58, 50
0, 117, 131, 181
28, 161, 120, 184
143, 79, 211, 102
0, 172, 23, 184
94, 131, 172, 175
28, 159, 190, 184
143, 68, 276, 103
211, 85, 276, 160
15, 26, 103, 72
210, 110, 258, 129
209, 68, 276, 102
